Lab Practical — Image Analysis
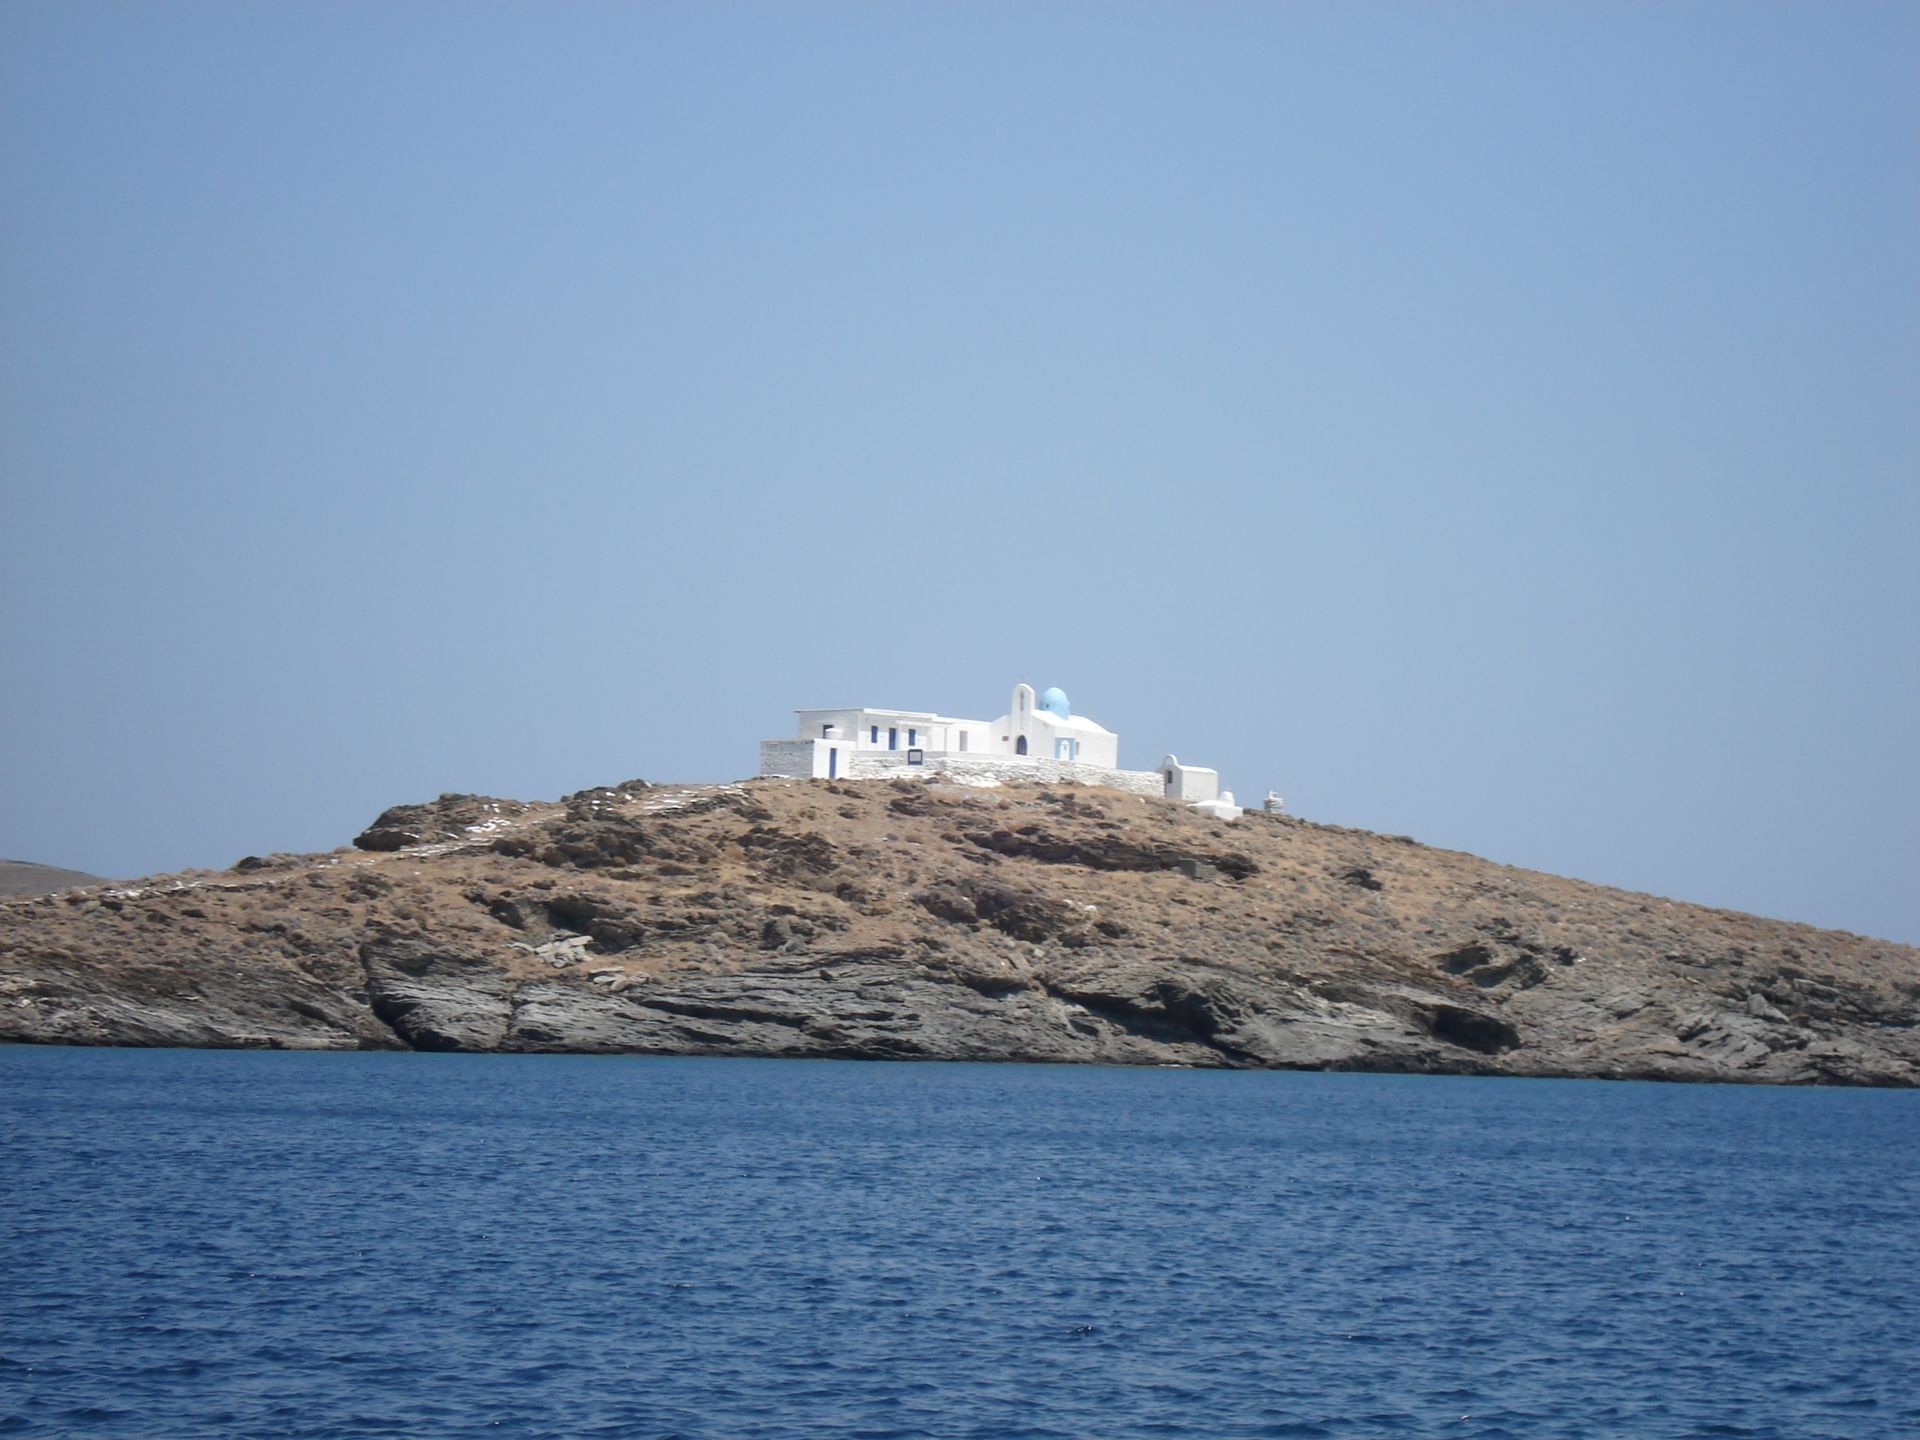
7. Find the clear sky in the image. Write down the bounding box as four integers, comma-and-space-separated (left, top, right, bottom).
2, 2, 1915, 944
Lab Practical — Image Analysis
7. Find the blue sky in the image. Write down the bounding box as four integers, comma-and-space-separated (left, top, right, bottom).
2, 2, 1915, 943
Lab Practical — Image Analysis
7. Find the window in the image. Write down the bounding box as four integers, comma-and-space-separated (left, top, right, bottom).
888, 727, 898, 751
907, 728, 917, 747
870, 725, 879, 744
821, 724, 832, 737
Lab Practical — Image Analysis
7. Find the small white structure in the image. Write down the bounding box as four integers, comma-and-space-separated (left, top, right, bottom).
1192, 791, 1243, 822
759, 682, 1243, 817
1160, 755, 1219, 804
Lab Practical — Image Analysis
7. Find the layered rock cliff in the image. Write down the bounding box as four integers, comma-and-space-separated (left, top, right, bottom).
2, 778, 1914, 1085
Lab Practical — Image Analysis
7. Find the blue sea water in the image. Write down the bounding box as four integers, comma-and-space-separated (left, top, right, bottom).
1, 1050, 1916, 1440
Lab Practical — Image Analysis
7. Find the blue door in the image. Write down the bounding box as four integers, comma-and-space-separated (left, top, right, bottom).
828, 747, 838, 779
888, 728, 898, 750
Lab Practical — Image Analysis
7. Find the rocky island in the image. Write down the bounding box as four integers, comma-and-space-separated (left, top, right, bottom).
2, 778, 1914, 1085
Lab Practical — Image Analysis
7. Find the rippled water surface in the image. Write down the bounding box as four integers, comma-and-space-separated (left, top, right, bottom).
3, 1049, 1917, 1438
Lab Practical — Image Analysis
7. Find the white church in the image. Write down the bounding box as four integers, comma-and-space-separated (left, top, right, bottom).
759, 681, 1244, 819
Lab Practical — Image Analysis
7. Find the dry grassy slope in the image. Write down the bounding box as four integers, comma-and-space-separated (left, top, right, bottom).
1, 777, 1914, 1085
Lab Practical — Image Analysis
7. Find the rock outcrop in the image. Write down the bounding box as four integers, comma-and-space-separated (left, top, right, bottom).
3, 777, 1914, 1085
352, 793, 531, 852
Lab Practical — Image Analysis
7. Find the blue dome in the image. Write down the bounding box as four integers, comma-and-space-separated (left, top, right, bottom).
1038, 686, 1071, 718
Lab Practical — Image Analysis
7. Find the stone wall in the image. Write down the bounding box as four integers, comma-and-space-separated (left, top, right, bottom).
760, 740, 1167, 796
845, 752, 1164, 796
758, 740, 821, 780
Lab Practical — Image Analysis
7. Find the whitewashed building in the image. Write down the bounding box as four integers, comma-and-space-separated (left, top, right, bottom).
759, 682, 1241, 816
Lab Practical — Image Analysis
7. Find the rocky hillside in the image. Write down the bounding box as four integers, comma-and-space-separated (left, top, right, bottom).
2, 778, 1914, 1085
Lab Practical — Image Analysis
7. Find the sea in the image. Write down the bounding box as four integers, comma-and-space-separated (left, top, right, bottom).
2, 1048, 1916, 1440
